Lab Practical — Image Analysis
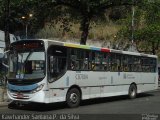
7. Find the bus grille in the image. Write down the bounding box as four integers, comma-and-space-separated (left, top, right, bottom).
10, 89, 32, 93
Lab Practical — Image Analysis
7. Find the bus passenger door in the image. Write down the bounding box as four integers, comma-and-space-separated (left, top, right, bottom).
47, 45, 67, 102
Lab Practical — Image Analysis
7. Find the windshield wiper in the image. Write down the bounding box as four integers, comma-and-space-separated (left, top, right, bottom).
22, 51, 33, 79
16, 51, 33, 79
25, 51, 33, 62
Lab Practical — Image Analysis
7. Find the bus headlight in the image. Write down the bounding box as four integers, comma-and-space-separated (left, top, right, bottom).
32, 84, 45, 93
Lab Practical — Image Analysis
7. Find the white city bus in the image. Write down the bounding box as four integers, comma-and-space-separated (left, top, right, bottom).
7, 39, 158, 108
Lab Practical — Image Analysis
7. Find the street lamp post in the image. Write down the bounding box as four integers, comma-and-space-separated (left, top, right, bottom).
21, 14, 33, 39
25, 24, 28, 39
129, 0, 137, 52
131, 5, 135, 44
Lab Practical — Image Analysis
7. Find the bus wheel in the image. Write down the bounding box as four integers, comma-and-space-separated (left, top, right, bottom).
66, 88, 81, 108
128, 84, 137, 99
8, 101, 22, 109
8, 101, 16, 109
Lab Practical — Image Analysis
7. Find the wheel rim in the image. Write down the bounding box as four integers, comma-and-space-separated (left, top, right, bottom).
130, 87, 136, 97
131, 89, 135, 97
70, 93, 78, 103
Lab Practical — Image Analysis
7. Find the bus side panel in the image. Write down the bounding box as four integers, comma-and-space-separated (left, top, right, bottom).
48, 71, 90, 102
47, 71, 158, 103
102, 72, 139, 97
87, 71, 101, 98
74, 71, 101, 99
48, 71, 75, 103
102, 72, 126, 97
137, 73, 157, 93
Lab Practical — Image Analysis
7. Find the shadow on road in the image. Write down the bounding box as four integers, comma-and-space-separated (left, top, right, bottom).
8, 101, 67, 112
8, 93, 154, 112
81, 93, 154, 106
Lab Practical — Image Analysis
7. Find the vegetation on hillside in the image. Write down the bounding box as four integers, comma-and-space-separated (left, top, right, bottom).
0, 0, 160, 56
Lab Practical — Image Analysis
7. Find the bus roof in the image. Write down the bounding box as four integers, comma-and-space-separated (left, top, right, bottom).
14, 39, 158, 58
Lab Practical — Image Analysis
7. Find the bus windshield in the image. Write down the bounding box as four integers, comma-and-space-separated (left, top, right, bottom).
7, 40, 45, 81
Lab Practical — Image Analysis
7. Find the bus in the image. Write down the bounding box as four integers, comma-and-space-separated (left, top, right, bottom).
7, 39, 158, 108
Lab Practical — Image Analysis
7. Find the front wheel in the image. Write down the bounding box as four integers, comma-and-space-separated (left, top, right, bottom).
8, 101, 23, 109
66, 88, 81, 108
128, 84, 137, 99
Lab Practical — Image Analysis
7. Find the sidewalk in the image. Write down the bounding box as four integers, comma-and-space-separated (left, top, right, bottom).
0, 101, 9, 107
0, 87, 10, 107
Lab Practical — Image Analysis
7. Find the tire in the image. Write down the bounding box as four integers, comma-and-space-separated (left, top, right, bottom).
8, 101, 18, 109
128, 84, 137, 99
66, 88, 81, 108
8, 101, 24, 109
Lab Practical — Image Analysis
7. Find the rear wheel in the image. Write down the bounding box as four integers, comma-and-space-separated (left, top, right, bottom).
128, 84, 137, 99
66, 88, 81, 108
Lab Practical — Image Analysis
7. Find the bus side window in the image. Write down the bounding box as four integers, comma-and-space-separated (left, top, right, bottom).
111, 53, 118, 72
70, 49, 84, 70
70, 55, 77, 70
128, 56, 133, 72
83, 58, 89, 70
122, 55, 129, 72
91, 52, 95, 70
49, 56, 59, 74
95, 52, 103, 71
83, 50, 91, 70
49, 56, 54, 73
102, 53, 109, 71
48, 45, 67, 82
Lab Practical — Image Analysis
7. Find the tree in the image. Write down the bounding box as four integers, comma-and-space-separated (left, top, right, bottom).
0, 0, 41, 37
4, 0, 10, 51
0, 0, 140, 44
0, 0, 10, 102
135, 24, 160, 54
118, 0, 160, 54
51, 0, 136, 45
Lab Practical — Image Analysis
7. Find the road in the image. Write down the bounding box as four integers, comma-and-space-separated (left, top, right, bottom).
0, 89, 160, 120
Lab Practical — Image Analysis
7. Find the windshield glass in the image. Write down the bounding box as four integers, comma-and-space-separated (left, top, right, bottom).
8, 51, 45, 80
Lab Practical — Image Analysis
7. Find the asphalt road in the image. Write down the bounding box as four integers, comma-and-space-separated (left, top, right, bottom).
0, 89, 160, 120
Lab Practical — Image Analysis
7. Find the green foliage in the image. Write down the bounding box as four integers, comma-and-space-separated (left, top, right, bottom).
0, 0, 134, 43
4, 0, 159, 54
135, 24, 160, 42
117, 0, 160, 54
50, 0, 135, 44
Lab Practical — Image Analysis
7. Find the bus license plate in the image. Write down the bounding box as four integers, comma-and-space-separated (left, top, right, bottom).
17, 93, 24, 98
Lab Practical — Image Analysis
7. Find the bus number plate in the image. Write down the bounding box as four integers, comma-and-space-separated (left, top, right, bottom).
17, 93, 24, 98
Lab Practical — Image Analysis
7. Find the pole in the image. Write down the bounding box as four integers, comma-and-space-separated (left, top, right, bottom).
131, 5, 135, 44
26, 24, 28, 39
